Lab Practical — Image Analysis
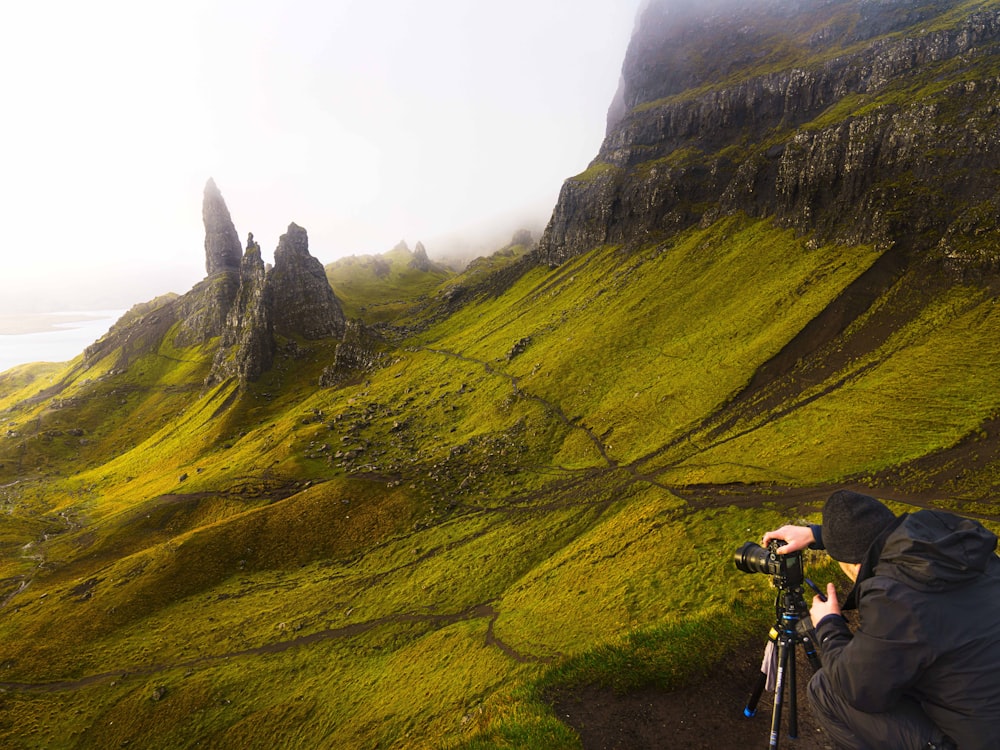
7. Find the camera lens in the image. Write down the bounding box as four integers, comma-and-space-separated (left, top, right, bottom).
734, 541, 772, 575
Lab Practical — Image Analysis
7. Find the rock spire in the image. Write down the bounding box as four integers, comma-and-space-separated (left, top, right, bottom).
268, 223, 346, 340
202, 178, 243, 276
208, 233, 274, 383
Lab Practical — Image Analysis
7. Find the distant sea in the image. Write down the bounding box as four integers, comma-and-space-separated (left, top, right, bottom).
0, 310, 126, 374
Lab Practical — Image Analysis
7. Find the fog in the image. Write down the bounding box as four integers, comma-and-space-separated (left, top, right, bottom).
0, 1, 642, 316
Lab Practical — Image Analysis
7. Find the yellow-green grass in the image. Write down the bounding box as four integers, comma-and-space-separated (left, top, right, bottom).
0, 328, 218, 485
1, 208, 998, 749
420, 217, 881, 469
0, 361, 67, 408
326, 247, 454, 322
0, 486, 823, 749
665, 283, 1000, 486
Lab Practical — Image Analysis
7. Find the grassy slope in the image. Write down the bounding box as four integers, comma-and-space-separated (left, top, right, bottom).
2, 215, 998, 748
326, 246, 454, 323
422, 218, 883, 468
3, 7, 1000, 744
670, 281, 1000, 486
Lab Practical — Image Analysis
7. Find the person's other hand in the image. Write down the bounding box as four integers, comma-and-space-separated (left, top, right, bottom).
761, 525, 815, 553
810, 582, 841, 625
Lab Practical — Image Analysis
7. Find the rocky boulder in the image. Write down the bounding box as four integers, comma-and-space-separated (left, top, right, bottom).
319, 320, 385, 387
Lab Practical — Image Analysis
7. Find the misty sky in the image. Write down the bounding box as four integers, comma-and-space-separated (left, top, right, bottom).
0, 0, 642, 315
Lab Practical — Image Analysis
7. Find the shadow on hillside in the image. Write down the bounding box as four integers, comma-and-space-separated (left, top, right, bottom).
549, 638, 835, 750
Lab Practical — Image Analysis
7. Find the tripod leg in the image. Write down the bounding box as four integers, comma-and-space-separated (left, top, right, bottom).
745, 630, 777, 718
796, 616, 823, 671
745, 669, 766, 718
769, 637, 789, 750
787, 634, 798, 739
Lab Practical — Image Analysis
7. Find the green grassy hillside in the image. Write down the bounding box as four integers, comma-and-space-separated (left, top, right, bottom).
326, 244, 454, 323
1, 214, 998, 748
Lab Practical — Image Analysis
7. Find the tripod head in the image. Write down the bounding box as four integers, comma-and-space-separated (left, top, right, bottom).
770, 583, 822, 674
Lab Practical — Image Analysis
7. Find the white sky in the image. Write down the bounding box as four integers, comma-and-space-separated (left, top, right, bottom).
0, 0, 642, 314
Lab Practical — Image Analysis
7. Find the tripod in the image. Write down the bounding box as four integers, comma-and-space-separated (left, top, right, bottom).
743, 582, 822, 750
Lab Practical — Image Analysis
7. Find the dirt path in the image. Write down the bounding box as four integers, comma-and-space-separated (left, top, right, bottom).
551, 638, 836, 750
420, 346, 619, 468
0, 601, 554, 694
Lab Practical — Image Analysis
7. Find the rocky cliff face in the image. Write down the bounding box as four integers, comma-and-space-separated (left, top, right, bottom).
87, 182, 350, 386
538, 0, 1000, 268
202, 178, 243, 276
268, 223, 346, 341
207, 220, 347, 384
175, 180, 245, 346
410, 242, 433, 272
208, 234, 274, 384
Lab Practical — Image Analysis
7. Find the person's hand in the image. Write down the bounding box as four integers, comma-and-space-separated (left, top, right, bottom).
761, 524, 815, 553
810, 582, 841, 625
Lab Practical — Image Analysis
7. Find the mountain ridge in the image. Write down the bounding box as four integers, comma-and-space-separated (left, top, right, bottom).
539, 0, 1000, 266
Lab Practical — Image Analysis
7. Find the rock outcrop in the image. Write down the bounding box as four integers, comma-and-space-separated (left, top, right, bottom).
208, 234, 274, 384
173, 272, 241, 348
318, 320, 385, 387
202, 178, 243, 276
409, 242, 433, 272
538, 0, 1000, 268
268, 223, 346, 341
86, 181, 351, 386
174, 180, 244, 345
205, 223, 348, 384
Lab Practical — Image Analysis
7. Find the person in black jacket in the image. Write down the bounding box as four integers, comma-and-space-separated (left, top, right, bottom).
763, 489, 1000, 750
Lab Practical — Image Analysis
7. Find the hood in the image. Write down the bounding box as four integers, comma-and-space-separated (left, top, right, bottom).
875, 510, 998, 591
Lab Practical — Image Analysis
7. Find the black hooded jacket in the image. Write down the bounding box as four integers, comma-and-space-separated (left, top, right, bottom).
815, 509, 1000, 750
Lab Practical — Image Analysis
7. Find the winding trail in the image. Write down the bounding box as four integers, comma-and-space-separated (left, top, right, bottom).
0, 602, 552, 694
420, 347, 618, 469
416, 347, 698, 505
0, 576, 29, 608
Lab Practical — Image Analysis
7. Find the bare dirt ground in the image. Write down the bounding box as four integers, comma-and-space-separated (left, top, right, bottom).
551, 638, 836, 750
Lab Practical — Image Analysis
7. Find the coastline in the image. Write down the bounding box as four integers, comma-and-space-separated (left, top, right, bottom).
0, 311, 122, 336
0, 311, 125, 373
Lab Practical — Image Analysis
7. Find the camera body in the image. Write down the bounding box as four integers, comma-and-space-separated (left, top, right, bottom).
734, 539, 804, 589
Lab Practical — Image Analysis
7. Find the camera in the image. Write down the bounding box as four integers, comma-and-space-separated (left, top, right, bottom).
734, 539, 804, 589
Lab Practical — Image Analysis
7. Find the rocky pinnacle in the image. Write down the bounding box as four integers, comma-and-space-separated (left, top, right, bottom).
202, 178, 243, 276
269, 223, 346, 340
